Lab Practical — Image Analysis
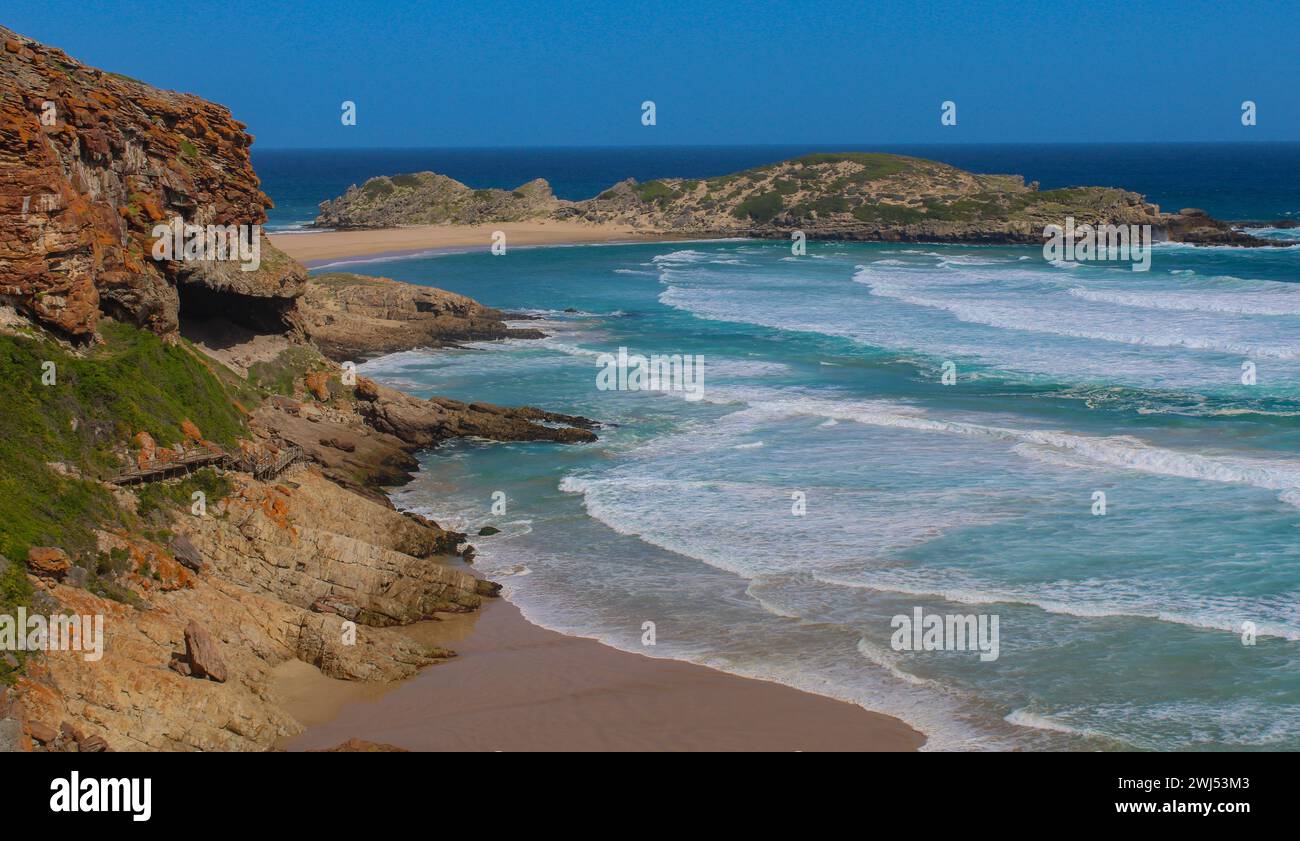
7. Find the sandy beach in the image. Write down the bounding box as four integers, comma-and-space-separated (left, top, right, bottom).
270, 220, 677, 265
278, 592, 925, 752
268, 225, 925, 752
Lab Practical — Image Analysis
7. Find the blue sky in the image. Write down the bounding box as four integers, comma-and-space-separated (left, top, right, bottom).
7, 0, 1297, 147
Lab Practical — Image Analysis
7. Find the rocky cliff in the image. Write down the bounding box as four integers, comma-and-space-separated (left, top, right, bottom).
0, 25, 304, 340
0, 27, 599, 752
315, 152, 1266, 245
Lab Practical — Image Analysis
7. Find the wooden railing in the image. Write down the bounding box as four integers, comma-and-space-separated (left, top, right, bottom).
105, 449, 230, 486
108, 443, 306, 485
229, 444, 305, 481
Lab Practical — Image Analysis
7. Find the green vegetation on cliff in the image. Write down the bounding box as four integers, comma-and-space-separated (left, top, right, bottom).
135, 468, 232, 520
248, 345, 323, 397
0, 556, 34, 684
732, 190, 785, 222
0, 321, 248, 563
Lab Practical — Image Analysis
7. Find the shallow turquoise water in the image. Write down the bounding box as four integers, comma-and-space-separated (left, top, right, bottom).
334, 238, 1300, 750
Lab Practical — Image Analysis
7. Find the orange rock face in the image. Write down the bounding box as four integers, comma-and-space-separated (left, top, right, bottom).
25, 547, 70, 579
180, 419, 203, 442
0, 26, 303, 339
304, 371, 331, 401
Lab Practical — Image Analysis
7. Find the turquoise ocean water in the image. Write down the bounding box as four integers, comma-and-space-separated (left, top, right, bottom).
265, 146, 1300, 750
322, 238, 1299, 751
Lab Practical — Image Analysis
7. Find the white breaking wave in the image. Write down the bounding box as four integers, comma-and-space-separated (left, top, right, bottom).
856, 266, 1300, 359
737, 391, 1300, 508
651, 249, 711, 265
1068, 284, 1300, 317
1008, 701, 1300, 750
815, 568, 1300, 641
1005, 709, 1110, 741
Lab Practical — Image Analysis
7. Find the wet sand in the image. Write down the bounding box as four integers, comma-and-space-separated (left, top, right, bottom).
271, 224, 924, 752
269, 220, 677, 266
278, 596, 925, 752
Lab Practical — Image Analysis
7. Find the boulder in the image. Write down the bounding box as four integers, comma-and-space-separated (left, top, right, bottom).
59, 721, 84, 744
183, 621, 228, 683
27, 721, 57, 746
78, 734, 110, 753
170, 533, 205, 573
26, 547, 70, 579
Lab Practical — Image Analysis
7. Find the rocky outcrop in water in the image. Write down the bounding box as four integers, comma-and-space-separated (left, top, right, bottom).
354, 376, 599, 448
298, 272, 543, 361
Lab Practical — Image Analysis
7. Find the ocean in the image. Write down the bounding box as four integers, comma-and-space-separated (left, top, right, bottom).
259, 145, 1300, 750
255, 143, 1300, 231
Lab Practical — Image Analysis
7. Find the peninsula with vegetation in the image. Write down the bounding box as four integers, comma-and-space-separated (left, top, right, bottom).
314, 153, 1268, 246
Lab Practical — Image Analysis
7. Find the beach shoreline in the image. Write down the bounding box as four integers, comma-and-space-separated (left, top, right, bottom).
279, 577, 926, 752
269, 220, 685, 266
267, 222, 927, 751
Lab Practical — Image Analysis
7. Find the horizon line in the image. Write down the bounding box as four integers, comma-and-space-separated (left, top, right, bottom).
250, 140, 1300, 153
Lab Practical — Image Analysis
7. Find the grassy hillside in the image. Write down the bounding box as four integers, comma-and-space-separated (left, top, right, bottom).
0, 321, 248, 565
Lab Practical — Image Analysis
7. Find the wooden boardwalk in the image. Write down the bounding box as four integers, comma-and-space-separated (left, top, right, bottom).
108, 444, 306, 485
106, 449, 230, 485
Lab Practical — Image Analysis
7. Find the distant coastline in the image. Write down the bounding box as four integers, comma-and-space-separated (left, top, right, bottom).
255, 143, 1300, 233
270, 220, 685, 266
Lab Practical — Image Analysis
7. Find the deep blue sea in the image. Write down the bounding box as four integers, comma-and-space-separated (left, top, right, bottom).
260, 145, 1300, 750
255, 143, 1300, 231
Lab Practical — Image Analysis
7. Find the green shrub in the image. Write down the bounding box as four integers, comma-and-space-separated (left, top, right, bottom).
361, 179, 394, 199
135, 469, 231, 519
0, 557, 33, 684
634, 180, 677, 202
732, 190, 784, 223
248, 345, 321, 397
790, 152, 911, 179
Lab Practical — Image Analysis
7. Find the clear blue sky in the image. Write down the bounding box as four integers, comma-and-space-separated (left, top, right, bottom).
7, 0, 1297, 147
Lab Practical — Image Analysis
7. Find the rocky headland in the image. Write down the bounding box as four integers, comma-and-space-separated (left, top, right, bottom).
315, 153, 1274, 246
0, 26, 595, 751
298, 271, 543, 361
